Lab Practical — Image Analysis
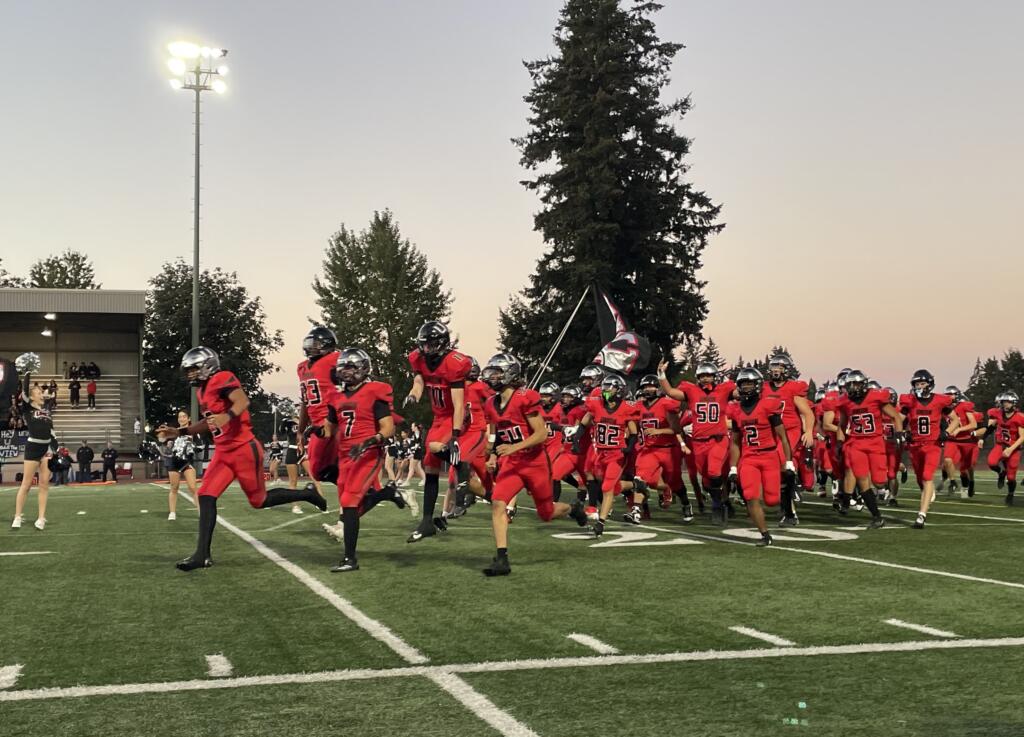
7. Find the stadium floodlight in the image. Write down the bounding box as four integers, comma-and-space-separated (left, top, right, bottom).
164, 39, 231, 419
216, 65, 229, 76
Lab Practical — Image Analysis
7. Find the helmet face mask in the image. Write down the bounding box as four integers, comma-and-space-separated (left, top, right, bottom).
579, 364, 604, 389
638, 374, 659, 401
303, 326, 338, 359
694, 363, 717, 388
886, 387, 898, 405
844, 370, 869, 401
538, 381, 560, 408
736, 368, 763, 402
482, 353, 522, 391
767, 355, 793, 383
1000, 391, 1019, 413
560, 385, 583, 409
911, 369, 935, 399
600, 374, 626, 401
416, 321, 451, 358
336, 348, 372, 389
468, 357, 480, 382
180, 347, 220, 386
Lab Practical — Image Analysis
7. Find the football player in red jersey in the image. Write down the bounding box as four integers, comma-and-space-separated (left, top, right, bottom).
762, 354, 816, 517
634, 374, 692, 521
479, 355, 587, 576
551, 385, 589, 494
296, 326, 341, 507
658, 360, 736, 525
880, 387, 906, 505
446, 357, 495, 519
572, 374, 646, 535
163, 348, 327, 571
977, 392, 1024, 504
404, 321, 471, 542
320, 348, 410, 572
579, 364, 605, 396
899, 370, 960, 528
536, 381, 568, 501
939, 386, 978, 497
812, 387, 833, 497
823, 370, 902, 529
726, 368, 794, 547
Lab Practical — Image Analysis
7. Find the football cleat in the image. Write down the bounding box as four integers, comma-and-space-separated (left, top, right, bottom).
330, 557, 359, 573
592, 519, 605, 537
321, 521, 344, 542
406, 519, 437, 543
817, 488, 827, 498
997, 467, 1007, 489
10, 515, 22, 530
900, 468, 908, 484
483, 555, 511, 577
778, 515, 799, 528
887, 496, 900, 507
792, 487, 802, 505
681, 504, 694, 523
710, 506, 725, 526
291, 504, 304, 515
756, 533, 774, 547
176, 555, 213, 571
303, 483, 329, 512
448, 505, 467, 519
948, 480, 959, 496
912, 514, 926, 529
385, 484, 407, 510
1006, 493, 1015, 506
505, 506, 517, 524
622, 506, 642, 525
569, 501, 588, 527
433, 516, 449, 532
867, 516, 886, 529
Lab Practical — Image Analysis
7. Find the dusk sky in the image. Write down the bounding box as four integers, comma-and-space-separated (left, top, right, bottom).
1, 1, 1020, 399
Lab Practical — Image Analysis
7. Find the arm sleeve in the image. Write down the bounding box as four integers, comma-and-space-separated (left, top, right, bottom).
373, 399, 390, 421
769, 414, 784, 428
326, 405, 338, 424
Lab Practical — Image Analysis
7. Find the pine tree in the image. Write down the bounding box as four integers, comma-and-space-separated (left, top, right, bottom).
29, 249, 100, 289
499, 0, 722, 386
312, 210, 452, 424
700, 338, 724, 369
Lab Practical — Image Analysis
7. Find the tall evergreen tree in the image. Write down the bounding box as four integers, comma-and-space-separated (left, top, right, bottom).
143, 259, 284, 427
700, 338, 725, 370
500, 0, 722, 386
312, 210, 452, 423
29, 249, 100, 289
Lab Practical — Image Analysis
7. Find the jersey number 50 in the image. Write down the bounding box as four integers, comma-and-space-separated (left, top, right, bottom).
695, 402, 720, 424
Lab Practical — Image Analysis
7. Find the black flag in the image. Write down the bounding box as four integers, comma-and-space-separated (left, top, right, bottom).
591, 287, 651, 376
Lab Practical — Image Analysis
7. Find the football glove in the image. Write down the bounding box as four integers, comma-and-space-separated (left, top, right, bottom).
347, 438, 374, 460
447, 438, 460, 466
402, 394, 417, 408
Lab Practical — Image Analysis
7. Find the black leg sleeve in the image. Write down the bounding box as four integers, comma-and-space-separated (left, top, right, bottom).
342, 507, 359, 560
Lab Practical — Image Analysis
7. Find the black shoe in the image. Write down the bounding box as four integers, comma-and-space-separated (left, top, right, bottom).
448, 505, 467, 519
867, 516, 885, 529
725, 500, 736, 518
886, 497, 899, 507
593, 519, 605, 538
176, 555, 213, 571
483, 555, 511, 577
710, 506, 725, 526
433, 516, 448, 532
1005, 494, 1014, 506
304, 483, 328, 512
383, 482, 406, 510
407, 519, 437, 543
330, 557, 359, 573
779, 515, 799, 528
569, 500, 588, 527
900, 468, 908, 484
681, 503, 694, 523
912, 514, 925, 529
755, 533, 773, 547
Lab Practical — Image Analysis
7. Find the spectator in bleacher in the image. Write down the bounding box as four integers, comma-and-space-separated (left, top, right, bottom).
86, 379, 97, 410
41, 383, 53, 411
88, 361, 101, 379
68, 378, 81, 408
77, 440, 94, 481
62, 361, 69, 379
47, 379, 58, 410
69, 362, 80, 379
101, 442, 118, 482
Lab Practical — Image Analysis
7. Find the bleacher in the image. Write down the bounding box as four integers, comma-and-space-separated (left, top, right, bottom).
31, 375, 141, 452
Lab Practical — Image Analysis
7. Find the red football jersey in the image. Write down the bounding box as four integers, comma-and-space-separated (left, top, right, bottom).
638, 396, 680, 448
197, 370, 254, 451
485, 388, 544, 458
950, 401, 976, 443
900, 393, 954, 445
989, 409, 1024, 447
584, 396, 639, 450
463, 379, 495, 433
540, 402, 565, 455
408, 349, 472, 419
675, 381, 736, 439
727, 397, 783, 452
297, 351, 341, 426
833, 390, 891, 439
326, 381, 394, 451
562, 403, 591, 453
762, 380, 808, 431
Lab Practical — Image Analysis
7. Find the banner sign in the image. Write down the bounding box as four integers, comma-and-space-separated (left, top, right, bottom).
0, 429, 28, 460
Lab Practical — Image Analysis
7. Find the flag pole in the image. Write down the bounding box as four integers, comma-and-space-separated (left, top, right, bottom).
528, 284, 591, 389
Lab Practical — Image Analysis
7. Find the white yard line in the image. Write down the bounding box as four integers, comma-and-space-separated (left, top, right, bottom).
629, 521, 1024, 591
883, 619, 960, 639
566, 633, 620, 654
0, 665, 22, 689
428, 672, 540, 737
205, 654, 233, 678
801, 500, 1024, 524
5, 636, 1024, 703
0, 551, 54, 557
728, 626, 795, 647
260, 514, 331, 533
212, 512, 429, 665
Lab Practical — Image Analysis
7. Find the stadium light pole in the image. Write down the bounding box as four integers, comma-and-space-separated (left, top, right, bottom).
166, 41, 229, 418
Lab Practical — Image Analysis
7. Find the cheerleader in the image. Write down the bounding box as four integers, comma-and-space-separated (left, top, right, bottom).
158, 410, 200, 520
11, 357, 56, 531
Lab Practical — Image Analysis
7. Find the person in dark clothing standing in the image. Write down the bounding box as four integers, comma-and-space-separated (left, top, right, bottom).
77, 440, 94, 481
68, 362, 80, 380
89, 362, 101, 379
86, 380, 97, 410
68, 378, 81, 408
101, 442, 118, 481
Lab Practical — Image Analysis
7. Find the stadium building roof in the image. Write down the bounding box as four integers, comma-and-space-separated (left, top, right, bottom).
0, 288, 146, 315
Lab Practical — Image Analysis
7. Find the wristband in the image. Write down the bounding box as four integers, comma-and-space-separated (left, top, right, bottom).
657, 371, 667, 380
487, 434, 497, 443
452, 428, 462, 438
729, 466, 738, 476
